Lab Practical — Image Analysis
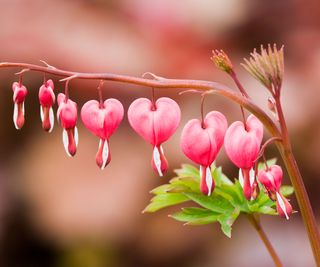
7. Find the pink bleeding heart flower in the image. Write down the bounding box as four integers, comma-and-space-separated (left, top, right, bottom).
181, 111, 227, 196
128, 97, 181, 176
57, 93, 78, 157
12, 82, 28, 129
224, 114, 263, 200
258, 164, 292, 219
258, 164, 282, 200
39, 79, 55, 132
81, 99, 124, 169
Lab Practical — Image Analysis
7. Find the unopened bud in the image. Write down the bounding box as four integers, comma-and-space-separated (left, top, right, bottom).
211, 49, 233, 74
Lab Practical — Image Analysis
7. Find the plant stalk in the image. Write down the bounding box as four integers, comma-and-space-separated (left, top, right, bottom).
275, 96, 320, 266
247, 214, 283, 267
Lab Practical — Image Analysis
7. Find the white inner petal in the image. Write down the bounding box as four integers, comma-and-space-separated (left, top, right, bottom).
22, 102, 25, 116
249, 168, 255, 187
153, 146, 163, 176
74, 126, 79, 147
101, 139, 109, 170
205, 166, 213, 196
238, 169, 244, 188
13, 103, 18, 129
49, 107, 54, 133
276, 192, 289, 220
40, 106, 44, 122
62, 129, 71, 157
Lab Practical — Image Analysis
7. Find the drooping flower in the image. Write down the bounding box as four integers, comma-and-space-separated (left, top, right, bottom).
57, 93, 78, 157
39, 79, 55, 132
180, 111, 228, 196
258, 164, 292, 219
128, 97, 181, 176
12, 82, 28, 129
224, 114, 263, 200
81, 99, 124, 169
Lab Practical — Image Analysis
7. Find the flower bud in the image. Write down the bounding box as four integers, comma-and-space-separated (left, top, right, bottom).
57, 93, 78, 157
39, 79, 55, 132
12, 82, 28, 129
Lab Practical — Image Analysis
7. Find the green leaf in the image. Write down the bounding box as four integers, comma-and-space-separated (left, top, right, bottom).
213, 166, 233, 186
257, 206, 277, 215
280, 185, 294, 197
143, 193, 189, 213
218, 207, 240, 238
184, 192, 234, 213
170, 176, 200, 192
170, 207, 220, 225
150, 184, 173, 195
174, 164, 199, 179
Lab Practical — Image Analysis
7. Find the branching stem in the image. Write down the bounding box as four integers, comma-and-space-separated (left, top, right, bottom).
0, 61, 319, 266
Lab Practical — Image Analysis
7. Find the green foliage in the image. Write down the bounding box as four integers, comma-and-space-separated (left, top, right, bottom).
144, 161, 294, 238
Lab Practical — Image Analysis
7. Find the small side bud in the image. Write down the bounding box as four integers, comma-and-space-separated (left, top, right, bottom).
211, 49, 233, 74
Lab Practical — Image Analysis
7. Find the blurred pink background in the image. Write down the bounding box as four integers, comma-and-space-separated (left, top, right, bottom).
0, 0, 320, 266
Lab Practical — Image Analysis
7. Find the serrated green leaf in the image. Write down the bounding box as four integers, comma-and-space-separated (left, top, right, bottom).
213, 166, 233, 186
170, 207, 220, 225
280, 185, 294, 197
218, 207, 240, 238
184, 192, 234, 213
150, 184, 173, 195
174, 164, 199, 179
143, 193, 189, 213
257, 206, 277, 215
170, 176, 200, 192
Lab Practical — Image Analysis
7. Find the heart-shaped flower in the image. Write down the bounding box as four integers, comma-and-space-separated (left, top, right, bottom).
224, 114, 263, 200
81, 99, 124, 169
39, 79, 55, 132
12, 82, 28, 129
57, 93, 78, 157
258, 164, 292, 219
128, 97, 181, 176
180, 111, 227, 196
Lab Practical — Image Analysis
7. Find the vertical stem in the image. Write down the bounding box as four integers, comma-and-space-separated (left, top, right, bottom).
275, 97, 320, 266
247, 214, 283, 267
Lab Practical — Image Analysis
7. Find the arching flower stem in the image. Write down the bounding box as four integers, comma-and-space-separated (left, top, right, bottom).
0, 61, 319, 266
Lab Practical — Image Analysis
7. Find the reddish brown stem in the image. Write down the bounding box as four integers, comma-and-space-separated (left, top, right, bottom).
247, 214, 283, 267
274, 94, 320, 265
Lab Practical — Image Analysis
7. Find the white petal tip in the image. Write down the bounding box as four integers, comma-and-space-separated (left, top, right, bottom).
153, 146, 163, 176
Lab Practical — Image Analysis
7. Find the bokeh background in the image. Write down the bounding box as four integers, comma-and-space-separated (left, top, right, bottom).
0, 0, 319, 266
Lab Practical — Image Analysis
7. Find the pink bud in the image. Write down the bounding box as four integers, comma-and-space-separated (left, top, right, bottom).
276, 192, 292, 220
258, 164, 283, 194
57, 93, 78, 157
39, 79, 55, 132
180, 111, 228, 196
224, 114, 263, 200
128, 97, 181, 176
81, 99, 124, 169
12, 82, 28, 129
